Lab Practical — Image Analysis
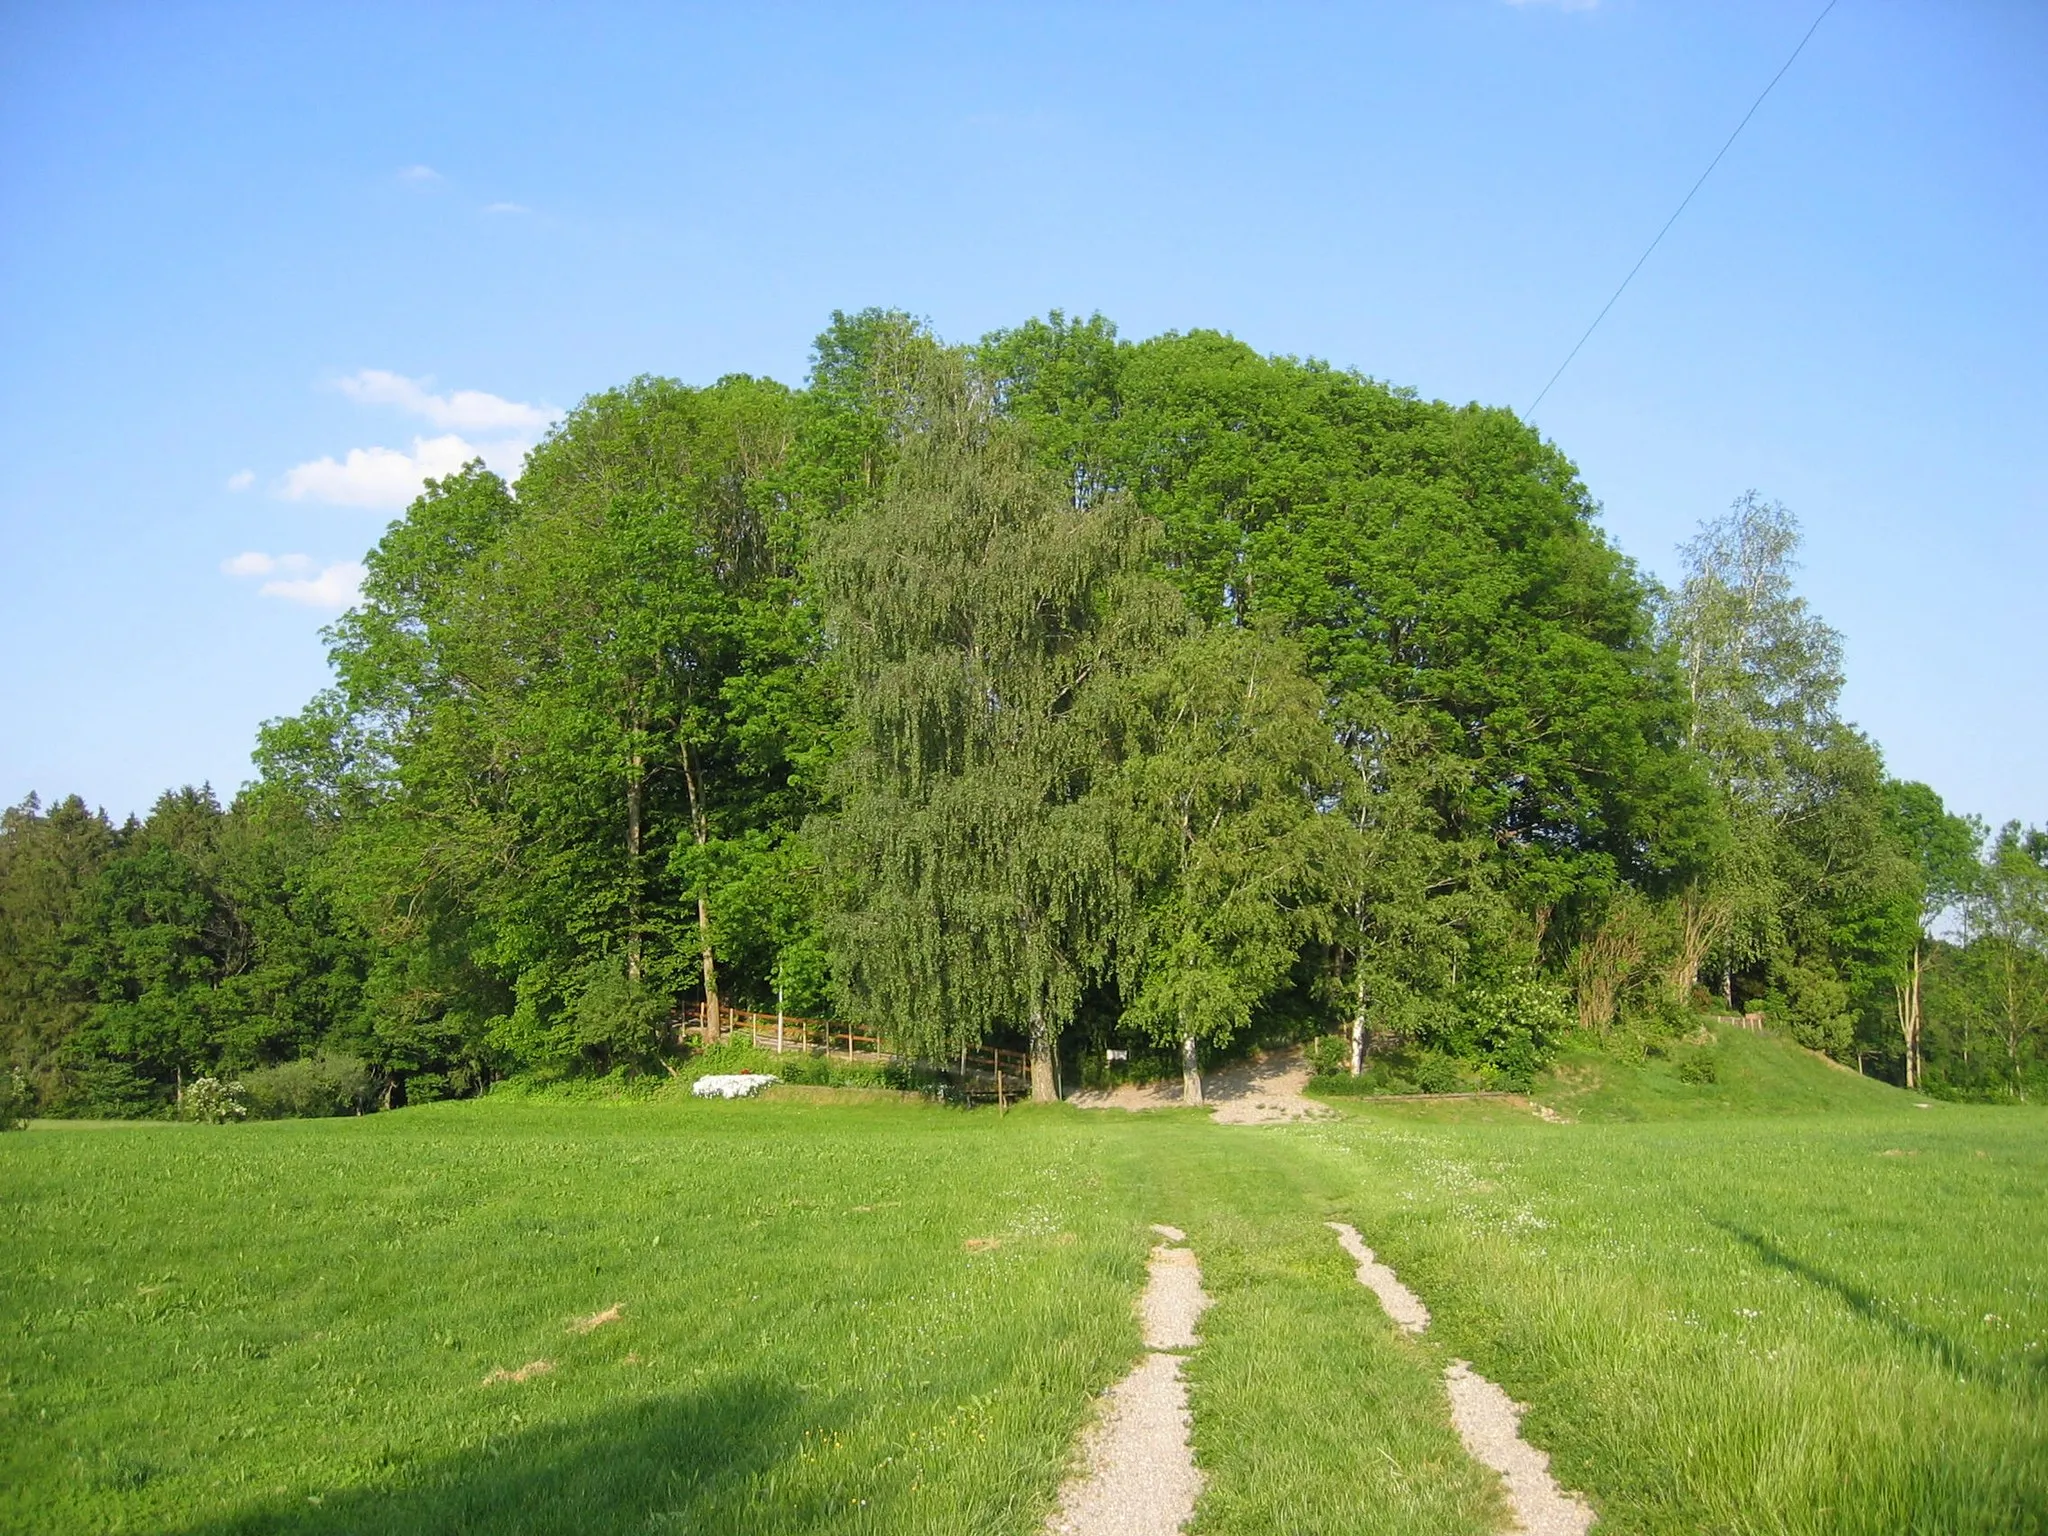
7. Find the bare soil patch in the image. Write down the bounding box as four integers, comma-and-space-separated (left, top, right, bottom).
1068, 1048, 1335, 1125
481, 1359, 554, 1386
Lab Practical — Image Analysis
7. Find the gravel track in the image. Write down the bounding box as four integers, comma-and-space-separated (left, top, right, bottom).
1327, 1223, 1595, 1534
1045, 1230, 1211, 1536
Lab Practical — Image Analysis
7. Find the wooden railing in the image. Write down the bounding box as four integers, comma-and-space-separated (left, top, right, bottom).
675, 1003, 1032, 1104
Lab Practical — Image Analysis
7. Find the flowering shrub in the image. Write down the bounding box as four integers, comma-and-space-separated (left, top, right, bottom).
181, 1076, 247, 1124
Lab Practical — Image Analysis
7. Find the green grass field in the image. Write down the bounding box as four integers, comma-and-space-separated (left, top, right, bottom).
3, 1034, 2043, 1534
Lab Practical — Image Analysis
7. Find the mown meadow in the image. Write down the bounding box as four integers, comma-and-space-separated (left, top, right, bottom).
3, 1039, 2043, 1535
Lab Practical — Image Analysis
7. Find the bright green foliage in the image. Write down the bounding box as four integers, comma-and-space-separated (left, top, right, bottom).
1938, 824, 2048, 1099
8, 785, 369, 1115
1658, 493, 1925, 1063
240, 1051, 376, 1118
0, 794, 114, 1098
1112, 626, 1336, 1086
260, 375, 831, 1088
811, 347, 1179, 1084
1321, 703, 1504, 1068
7, 310, 2026, 1103
979, 315, 1717, 913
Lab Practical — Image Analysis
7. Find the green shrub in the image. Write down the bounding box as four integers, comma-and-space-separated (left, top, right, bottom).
568, 966, 670, 1071
1675, 1050, 1721, 1086
404, 1072, 457, 1105
241, 1054, 377, 1119
1410, 1051, 1466, 1095
1303, 1035, 1351, 1077
1308, 1068, 1414, 1098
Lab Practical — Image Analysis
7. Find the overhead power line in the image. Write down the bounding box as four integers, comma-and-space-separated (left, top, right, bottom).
1525, 0, 1840, 420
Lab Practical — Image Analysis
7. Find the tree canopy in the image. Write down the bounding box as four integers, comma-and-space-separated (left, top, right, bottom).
4, 310, 2040, 1114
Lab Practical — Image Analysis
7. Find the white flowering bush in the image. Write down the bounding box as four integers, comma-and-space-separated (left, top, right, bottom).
692, 1073, 779, 1100
181, 1076, 247, 1123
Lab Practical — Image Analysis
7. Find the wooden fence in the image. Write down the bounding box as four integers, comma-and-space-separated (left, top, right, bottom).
675, 1004, 1033, 1104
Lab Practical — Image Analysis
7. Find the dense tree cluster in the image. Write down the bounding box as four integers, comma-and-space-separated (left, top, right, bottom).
4, 311, 2042, 1117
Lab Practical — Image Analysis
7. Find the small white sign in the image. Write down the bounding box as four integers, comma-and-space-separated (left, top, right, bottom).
1106, 1049, 1129, 1062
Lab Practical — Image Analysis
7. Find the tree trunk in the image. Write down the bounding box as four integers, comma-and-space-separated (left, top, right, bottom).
1895, 941, 1922, 1090
625, 742, 644, 983
696, 897, 721, 1042
1349, 965, 1369, 1077
1181, 1035, 1204, 1105
1029, 1010, 1057, 1102
1668, 885, 1727, 1001
682, 744, 720, 1043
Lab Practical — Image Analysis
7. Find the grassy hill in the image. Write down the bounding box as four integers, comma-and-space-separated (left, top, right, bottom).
1532, 1021, 1922, 1122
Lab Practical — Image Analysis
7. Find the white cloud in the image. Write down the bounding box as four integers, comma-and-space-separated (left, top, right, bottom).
483, 201, 532, 215
221, 551, 312, 578
223, 553, 365, 609
262, 561, 367, 608
398, 164, 442, 182
279, 433, 487, 508
268, 370, 546, 508
335, 368, 554, 432
226, 469, 255, 492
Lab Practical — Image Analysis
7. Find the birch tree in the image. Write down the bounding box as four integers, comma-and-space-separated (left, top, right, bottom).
1114, 626, 1334, 1103
813, 347, 1176, 1100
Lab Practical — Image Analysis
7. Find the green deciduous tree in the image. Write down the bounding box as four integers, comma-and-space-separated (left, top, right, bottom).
1113, 626, 1335, 1102
0, 794, 114, 1101
980, 317, 1716, 918
1954, 825, 2048, 1099
1882, 781, 1983, 1087
812, 345, 1179, 1099
1659, 493, 1910, 1060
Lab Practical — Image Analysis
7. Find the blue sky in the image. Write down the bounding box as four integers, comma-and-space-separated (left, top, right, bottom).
2, 1, 2042, 829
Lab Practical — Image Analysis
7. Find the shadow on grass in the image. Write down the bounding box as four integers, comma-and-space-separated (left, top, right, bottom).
177, 1377, 833, 1536
1711, 1218, 2047, 1396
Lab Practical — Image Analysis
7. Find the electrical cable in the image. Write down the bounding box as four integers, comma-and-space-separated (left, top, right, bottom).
1525, 0, 1839, 419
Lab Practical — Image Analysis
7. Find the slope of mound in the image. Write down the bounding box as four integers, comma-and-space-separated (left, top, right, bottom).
1536, 1022, 1919, 1122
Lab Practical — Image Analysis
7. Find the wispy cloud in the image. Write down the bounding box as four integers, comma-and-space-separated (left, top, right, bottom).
225, 469, 255, 492
222, 552, 366, 608
280, 434, 483, 508
398, 164, 442, 183
335, 368, 554, 432
483, 201, 532, 216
